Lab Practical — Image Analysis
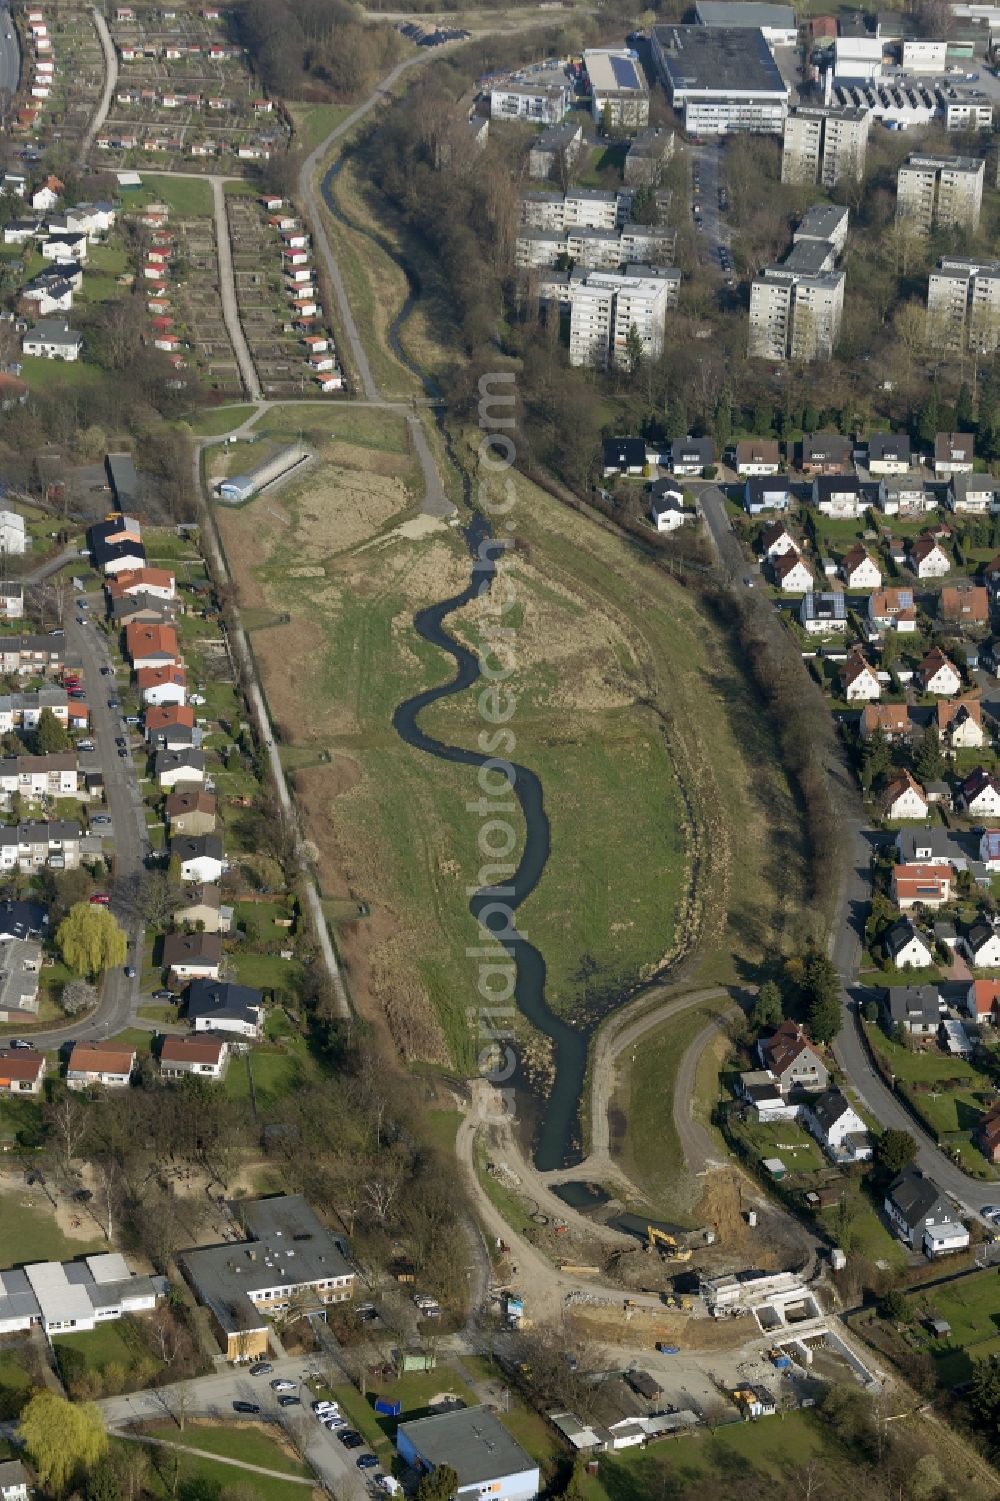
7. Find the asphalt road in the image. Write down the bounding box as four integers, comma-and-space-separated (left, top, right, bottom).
0, 3, 21, 102
698, 483, 1000, 1219
79, 5, 118, 165
211, 175, 262, 402
99, 1358, 373, 1501
0, 590, 149, 1051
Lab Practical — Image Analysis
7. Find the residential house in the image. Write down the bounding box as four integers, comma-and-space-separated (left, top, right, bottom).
979, 831, 1000, 869
966, 978, 1000, 1022
109, 592, 178, 628
803, 1087, 872, 1163
179, 1194, 354, 1362
736, 1070, 799, 1121
137, 666, 187, 706
940, 585, 989, 625
800, 432, 852, 474
0, 583, 24, 620
891, 863, 954, 909
0, 821, 82, 872
960, 767, 1000, 816
165, 789, 216, 836
159, 1035, 229, 1081
964, 920, 1000, 968
909, 535, 951, 578
0, 512, 26, 556
938, 697, 985, 751
773, 551, 814, 593
66, 1041, 136, 1089
0, 756, 79, 800
868, 433, 911, 474
800, 592, 847, 633
187, 978, 264, 1038
0, 1048, 45, 1095
885, 919, 934, 969
881, 771, 929, 821
175, 884, 229, 934
974, 1102, 1000, 1163
841, 650, 880, 701
884, 1167, 969, 1257
735, 439, 780, 475
93, 536, 146, 576
759, 520, 798, 559
868, 588, 917, 632
173, 834, 223, 884
649, 486, 690, 533
602, 436, 646, 476
0, 636, 63, 676
897, 828, 962, 865
0, 1460, 29, 1501
860, 703, 912, 739
744, 476, 790, 515
22, 317, 82, 361
879, 475, 929, 515
31, 177, 64, 212
918, 648, 962, 695
950, 473, 997, 514
145, 705, 196, 751
124, 621, 179, 670
840, 544, 881, 590
757, 1020, 829, 1095
883, 984, 941, 1035
670, 437, 713, 476
813, 475, 863, 517
934, 432, 975, 477
162, 930, 222, 982
155, 748, 205, 790
108, 567, 176, 601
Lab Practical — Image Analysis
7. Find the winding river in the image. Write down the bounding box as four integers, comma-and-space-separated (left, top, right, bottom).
322, 151, 596, 1172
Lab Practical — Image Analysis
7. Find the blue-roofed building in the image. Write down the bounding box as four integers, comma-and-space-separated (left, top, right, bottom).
584, 48, 650, 131
979, 830, 1000, 868
799, 592, 847, 633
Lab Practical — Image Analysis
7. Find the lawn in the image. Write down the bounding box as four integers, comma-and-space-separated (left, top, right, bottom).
252, 403, 409, 453
0, 1350, 33, 1419
18, 357, 103, 396
54, 1319, 162, 1381
225, 1045, 304, 1106
735, 1118, 826, 1175
144, 1422, 309, 1476
615, 999, 736, 1219
289, 101, 352, 154
185, 405, 257, 437
230, 951, 303, 996
0, 1188, 104, 1267
136, 174, 214, 217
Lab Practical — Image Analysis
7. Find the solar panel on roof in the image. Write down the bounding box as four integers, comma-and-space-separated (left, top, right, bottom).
610, 54, 640, 88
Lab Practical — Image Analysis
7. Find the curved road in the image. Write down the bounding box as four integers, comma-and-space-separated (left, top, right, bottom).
79, 6, 117, 164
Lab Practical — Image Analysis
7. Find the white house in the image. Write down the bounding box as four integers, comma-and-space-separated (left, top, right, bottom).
813, 476, 863, 518
885, 920, 934, 969
159, 1034, 229, 1080
909, 536, 950, 578
804, 1088, 872, 1164
841, 651, 881, 702
66, 1041, 135, 1089
649, 485, 689, 532
881, 771, 929, 821
938, 699, 985, 751
950, 474, 996, 514
759, 520, 798, 559
31, 180, 62, 213
0, 512, 26, 555
841, 544, 881, 590
187, 979, 265, 1039
773, 553, 814, 593
174, 834, 224, 884
918, 649, 962, 697
964, 921, 1000, 968
22, 318, 81, 361
162, 930, 222, 981
960, 768, 1000, 818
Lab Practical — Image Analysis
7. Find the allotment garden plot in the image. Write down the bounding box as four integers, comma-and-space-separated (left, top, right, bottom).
13, 5, 103, 160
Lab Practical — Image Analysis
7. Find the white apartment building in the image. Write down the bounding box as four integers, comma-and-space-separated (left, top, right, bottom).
927, 256, 1000, 352
520, 188, 632, 233
490, 83, 568, 124
539, 265, 680, 368
583, 49, 650, 130
651, 25, 789, 135
750, 214, 846, 361
516, 222, 674, 272
897, 155, 984, 232
781, 105, 870, 187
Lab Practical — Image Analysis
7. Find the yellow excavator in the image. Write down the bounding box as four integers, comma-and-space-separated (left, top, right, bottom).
646, 1226, 692, 1263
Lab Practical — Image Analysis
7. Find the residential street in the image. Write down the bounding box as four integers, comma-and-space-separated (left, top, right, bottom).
0, 1, 20, 101
79, 5, 117, 165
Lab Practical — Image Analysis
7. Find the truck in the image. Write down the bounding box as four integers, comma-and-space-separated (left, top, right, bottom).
504, 1292, 524, 1328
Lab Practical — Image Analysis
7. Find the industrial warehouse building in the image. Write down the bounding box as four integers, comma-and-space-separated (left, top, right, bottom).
651, 25, 789, 134
396, 1407, 540, 1501
216, 443, 312, 504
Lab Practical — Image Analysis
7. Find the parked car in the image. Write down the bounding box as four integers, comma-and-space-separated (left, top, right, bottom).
124, 966, 136, 979
357, 1455, 378, 1471
249, 1362, 273, 1376
153, 988, 177, 1001
233, 1401, 260, 1414
271, 1380, 296, 1392
89, 894, 110, 906
279, 1396, 301, 1408
91, 815, 112, 827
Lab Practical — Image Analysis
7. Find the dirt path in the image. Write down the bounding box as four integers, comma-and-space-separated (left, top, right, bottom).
672, 1009, 735, 1174
80, 6, 117, 165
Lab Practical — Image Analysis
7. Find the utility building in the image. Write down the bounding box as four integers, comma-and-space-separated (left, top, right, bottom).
781, 105, 870, 186
897, 154, 985, 232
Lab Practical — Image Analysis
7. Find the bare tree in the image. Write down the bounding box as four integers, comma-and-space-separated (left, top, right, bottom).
45, 1090, 88, 1174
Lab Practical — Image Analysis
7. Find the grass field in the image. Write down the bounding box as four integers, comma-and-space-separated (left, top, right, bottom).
185, 405, 257, 437
865, 1023, 993, 1148
289, 101, 353, 154
906, 1266, 1000, 1384
144, 1422, 310, 1476
0, 1188, 104, 1267
134, 174, 214, 217
54, 1319, 162, 1381
0, 1351, 32, 1419
614, 1000, 736, 1219
18, 357, 103, 396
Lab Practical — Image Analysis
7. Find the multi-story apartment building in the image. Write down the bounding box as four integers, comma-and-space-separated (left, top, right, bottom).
651, 24, 789, 135
516, 222, 676, 272
520, 188, 633, 233
927, 256, 1000, 352
489, 82, 568, 124
897, 154, 984, 232
528, 121, 583, 182
750, 210, 847, 361
539, 265, 681, 368
624, 128, 675, 186
781, 105, 870, 187
794, 202, 849, 255
0, 757, 79, 804
583, 49, 650, 130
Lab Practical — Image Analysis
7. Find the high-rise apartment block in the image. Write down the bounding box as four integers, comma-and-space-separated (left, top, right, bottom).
749, 206, 847, 362
538, 265, 680, 368
897, 154, 984, 232
781, 105, 871, 187
927, 256, 1000, 352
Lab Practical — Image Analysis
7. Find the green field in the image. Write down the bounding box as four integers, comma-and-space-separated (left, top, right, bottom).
865, 1024, 993, 1148
289, 101, 353, 154
54, 1319, 163, 1387
251, 402, 409, 452
906, 1267, 1000, 1385
736, 1117, 826, 1175
19, 356, 103, 396
0, 1351, 33, 1420
144, 1422, 309, 1476
185, 405, 257, 437
0, 1189, 104, 1267
134, 174, 214, 217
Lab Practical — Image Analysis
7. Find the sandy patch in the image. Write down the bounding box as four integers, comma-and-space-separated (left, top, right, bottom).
254, 618, 344, 742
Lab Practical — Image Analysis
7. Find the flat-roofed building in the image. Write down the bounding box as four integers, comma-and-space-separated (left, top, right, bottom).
927, 255, 1000, 352
520, 187, 632, 232
539, 264, 681, 367
583, 48, 650, 130
781, 104, 870, 186
651, 24, 789, 135
694, 0, 798, 45
490, 82, 568, 124
898, 154, 984, 232
0, 1254, 160, 1337
396, 1407, 540, 1501
750, 208, 847, 361
528, 121, 583, 181
624, 127, 675, 185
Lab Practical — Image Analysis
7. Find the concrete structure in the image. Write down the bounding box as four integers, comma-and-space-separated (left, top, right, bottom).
179, 1195, 354, 1361
624, 128, 675, 185
539, 265, 679, 368
826, 74, 992, 131
781, 105, 870, 186
584, 49, 649, 131
0, 1254, 159, 1338
521, 188, 632, 232
750, 261, 844, 361
528, 121, 583, 181
490, 82, 568, 124
902, 38, 948, 71
897, 154, 984, 232
651, 25, 788, 135
695, 0, 797, 44
396, 1407, 540, 1501
927, 256, 1000, 352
